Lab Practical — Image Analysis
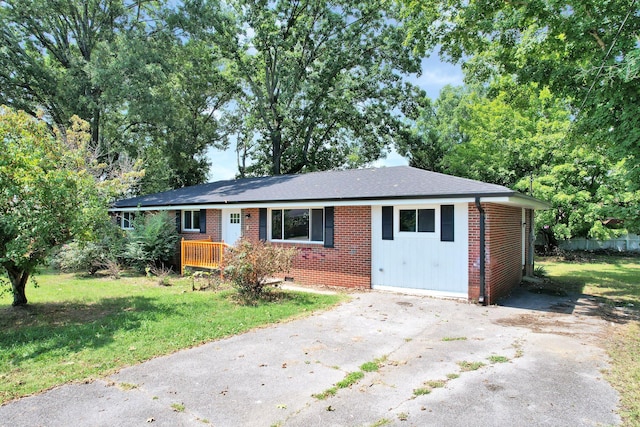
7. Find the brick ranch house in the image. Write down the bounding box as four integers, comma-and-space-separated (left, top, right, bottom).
111, 166, 549, 304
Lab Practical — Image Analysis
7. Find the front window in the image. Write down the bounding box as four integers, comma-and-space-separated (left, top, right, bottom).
271, 208, 324, 242
121, 212, 135, 230
183, 210, 201, 232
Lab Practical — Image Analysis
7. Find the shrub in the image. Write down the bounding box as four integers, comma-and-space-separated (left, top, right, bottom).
124, 212, 180, 273
55, 223, 126, 275
57, 241, 107, 275
223, 239, 297, 298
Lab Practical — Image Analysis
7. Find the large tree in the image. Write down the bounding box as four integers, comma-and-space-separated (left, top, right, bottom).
0, 107, 109, 306
179, 0, 424, 176
399, 0, 640, 186
406, 78, 637, 239
396, 85, 470, 172
0, 1, 235, 193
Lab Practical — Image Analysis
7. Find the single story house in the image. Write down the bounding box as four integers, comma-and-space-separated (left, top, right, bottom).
111, 166, 549, 304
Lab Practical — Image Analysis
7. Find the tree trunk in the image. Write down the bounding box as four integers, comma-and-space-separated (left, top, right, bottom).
5, 265, 30, 306
271, 129, 282, 175
91, 107, 100, 149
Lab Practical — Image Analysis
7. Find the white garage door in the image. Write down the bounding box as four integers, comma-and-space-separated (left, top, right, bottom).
371, 203, 468, 297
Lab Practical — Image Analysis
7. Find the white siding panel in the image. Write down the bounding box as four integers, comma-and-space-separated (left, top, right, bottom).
371, 203, 468, 295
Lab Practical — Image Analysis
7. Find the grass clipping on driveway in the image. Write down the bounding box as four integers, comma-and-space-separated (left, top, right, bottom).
538, 255, 640, 426
0, 270, 343, 404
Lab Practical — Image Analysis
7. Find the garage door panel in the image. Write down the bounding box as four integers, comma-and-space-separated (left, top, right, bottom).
372, 204, 468, 295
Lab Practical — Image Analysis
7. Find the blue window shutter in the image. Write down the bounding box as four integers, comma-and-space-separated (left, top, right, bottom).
175, 211, 181, 233
382, 206, 394, 240
199, 209, 207, 234
324, 207, 334, 248
441, 205, 455, 242
259, 208, 267, 241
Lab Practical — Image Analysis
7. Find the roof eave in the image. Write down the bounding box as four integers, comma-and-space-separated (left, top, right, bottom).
110, 191, 550, 211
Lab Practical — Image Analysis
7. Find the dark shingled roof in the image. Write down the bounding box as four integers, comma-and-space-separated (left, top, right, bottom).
113, 166, 525, 208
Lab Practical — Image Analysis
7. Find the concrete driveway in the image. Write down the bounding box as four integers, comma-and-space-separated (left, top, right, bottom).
0, 287, 620, 427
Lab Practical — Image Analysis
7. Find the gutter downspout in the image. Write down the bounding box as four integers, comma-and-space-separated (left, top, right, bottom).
475, 198, 487, 305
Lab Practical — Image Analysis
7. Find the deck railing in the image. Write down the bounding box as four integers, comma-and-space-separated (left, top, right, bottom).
181, 238, 229, 276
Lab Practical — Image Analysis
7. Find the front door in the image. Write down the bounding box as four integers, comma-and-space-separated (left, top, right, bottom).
223, 209, 242, 245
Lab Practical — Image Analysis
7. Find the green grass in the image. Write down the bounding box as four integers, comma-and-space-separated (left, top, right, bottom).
457, 360, 485, 372
442, 336, 467, 342
313, 357, 388, 400
537, 255, 640, 305
336, 371, 364, 388
412, 387, 431, 396
487, 355, 509, 364
425, 380, 446, 388
0, 270, 343, 404
538, 255, 640, 426
171, 402, 186, 412
360, 355, 387, 372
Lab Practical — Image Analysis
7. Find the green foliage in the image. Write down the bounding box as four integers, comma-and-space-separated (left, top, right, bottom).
124, 212, 180, 273
487, 355, 510, 364
400, 0, 640, 231
457, 360, 485, 372
0, 107, 106, 305
0, 1, 231, 194
180, 0, 424, 175
442, 336, 467, 342
56, 242, 111, 276
55, 222, 126, 275
413, 387, 431, 396
336, 371, 365, 388
407, 77, 639, 240
224, 239, 297, 299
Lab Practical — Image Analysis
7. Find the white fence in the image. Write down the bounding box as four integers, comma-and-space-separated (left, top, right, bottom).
558, 234, 640, 252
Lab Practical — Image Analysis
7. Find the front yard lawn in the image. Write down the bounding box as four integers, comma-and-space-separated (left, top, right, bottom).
0, 270, 344, 404
538, 255, 640, 426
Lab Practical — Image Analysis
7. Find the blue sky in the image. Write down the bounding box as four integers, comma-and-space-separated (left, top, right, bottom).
207, 56, 463, 181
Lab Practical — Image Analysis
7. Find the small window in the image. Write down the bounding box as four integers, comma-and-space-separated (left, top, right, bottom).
121, 212, 135, 230
183, 210, 201, 231
399, 209, 435, 233
271, 208, 324, 242
230, 213, 240, 224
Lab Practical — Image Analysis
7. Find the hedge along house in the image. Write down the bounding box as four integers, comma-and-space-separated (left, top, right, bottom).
111, 166, 549, 304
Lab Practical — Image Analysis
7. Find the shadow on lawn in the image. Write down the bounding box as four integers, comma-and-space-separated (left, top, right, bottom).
0, 296, 177, 367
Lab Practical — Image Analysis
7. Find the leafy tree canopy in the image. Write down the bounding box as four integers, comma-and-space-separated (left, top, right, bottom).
0, 106, 125, 305
406, 77, 640, 239
0, 0, 236, 194
400, 0, 640, 188
178, 0, 425, 176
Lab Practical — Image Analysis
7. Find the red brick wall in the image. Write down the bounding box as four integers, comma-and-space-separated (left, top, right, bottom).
241, 206, 371, 289
468, 205, 481, 301
171, 209, 222, 242
468, 203, 524, 304
172, 209, 222, 269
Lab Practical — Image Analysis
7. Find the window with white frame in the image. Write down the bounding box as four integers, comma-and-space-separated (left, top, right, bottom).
121, 212, 136, 230
230, 212, 240, 224
271, 208, 324, 242
183, 210, 201, 232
